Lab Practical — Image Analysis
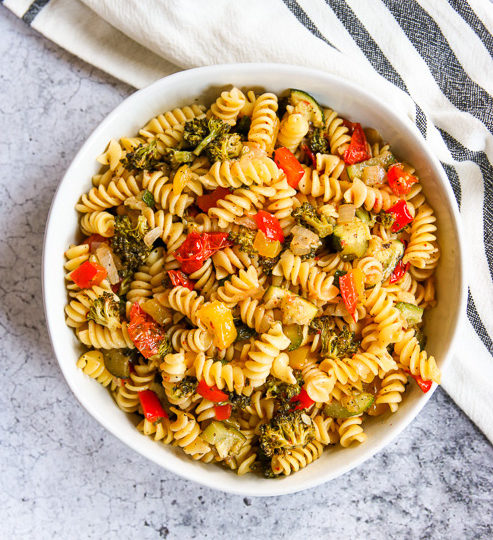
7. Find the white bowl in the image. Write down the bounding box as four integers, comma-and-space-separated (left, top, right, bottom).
43, 63, 466, 496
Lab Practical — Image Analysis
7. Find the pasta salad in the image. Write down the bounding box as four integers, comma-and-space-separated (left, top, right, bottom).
64, 86, 440, 477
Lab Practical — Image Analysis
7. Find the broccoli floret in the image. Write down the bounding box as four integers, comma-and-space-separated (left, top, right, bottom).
228, 226, 257, 255
258, 255, 281, 276
205, 133, 243, 162
309, 318, 359, 358
307, 127, 329, 154
111, 215, 151, 279
259, 409, 314, 457
121, 140, 161, 171
228, 392, 251, 411
235, 116, 251, 137
292, 202, 333, 239
234, 321, 257, 342
265, 372, 303, 411
183, 117, 231, 156
172, 376, 198, 399
161, 148, 195, 169
376, 210, 396, 229
88, 292, 121, 330
158, 336, 173, 358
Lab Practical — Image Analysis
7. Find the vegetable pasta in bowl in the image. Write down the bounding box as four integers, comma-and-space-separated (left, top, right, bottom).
44, 64, 465, 495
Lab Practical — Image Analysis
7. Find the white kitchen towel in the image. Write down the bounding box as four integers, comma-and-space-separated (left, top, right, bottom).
4, 0, 493, 443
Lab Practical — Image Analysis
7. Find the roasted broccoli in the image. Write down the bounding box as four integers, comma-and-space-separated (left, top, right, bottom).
88, 292, 121, 330
158, 335, 173, 358
111, 215, 151, 279
161, 148, 195, 169
235, 115, 251, 137
228, 392, 251, 412
172, 376, 199, 399
228, 226, 257, 255
310, 318, 359, 358
307, 126, 329, 154
205, 133, 243, 162
376, 210, 396, 229
265, 372, 303, 411
259, 409, 314, 457
121, 140, 161, 171
292, 202, 333, 238
258, 254, 281, 276
183, 117, 231, 156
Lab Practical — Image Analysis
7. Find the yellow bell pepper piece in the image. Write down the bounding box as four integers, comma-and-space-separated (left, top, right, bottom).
253, 230, 282, 258
197, 301, 237, 349
172, 164, 191, 196
351, 268, 365, 299
287, 345, 311, 370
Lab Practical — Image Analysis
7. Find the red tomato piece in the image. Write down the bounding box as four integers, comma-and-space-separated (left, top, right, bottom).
343, 123, 370, 165
214, 403, 232, 420
128, 303, 165, 359
341, 119, 357, 134
255, 210, 284, 242
405, 370, 432, 393
196, 187, 230, 213
301, 144, 317, 168
196, 380, 229, 402
389, 259, 409, 283
274, 147, 305, 189
290, 387, 315, 410
338, 271, 359, 321
138, 390, 168, 421
70, 260, 107, 289
387, 199, 414, 232
387, 164, 419, 196
174, 232, 231, 274
84, 234, 107, 252
167, 270, 195, 291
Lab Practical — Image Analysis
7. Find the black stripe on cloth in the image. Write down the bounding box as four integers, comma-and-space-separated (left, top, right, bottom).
441, 163, 461, 208
438, 127, 493, 282
447, 0, 493, 56
467, 290, 493, 355
325, 0, 408, 93
281, 0, 339, 52
381, 0, 493, 134
415, 104, 427, 139
22, 0, 51, 24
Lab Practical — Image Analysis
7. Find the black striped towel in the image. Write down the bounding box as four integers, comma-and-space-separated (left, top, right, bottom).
5, 0, 493, 442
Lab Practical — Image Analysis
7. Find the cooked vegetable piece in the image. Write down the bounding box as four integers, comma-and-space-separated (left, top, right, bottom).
214, 404, 232, 421
255, 211, 284, 242
253, 230, 281, 258
374, 239, 405, 280
387, 163, 418, 196
205, 133, 243, 162
346, 152, 397, 180
139, 389, 168, 421
196, 187, 230, 213
201, 421, 246, 459
284, 324, 303, 351
259, 409, 314, 457
196, 380, 229, 402
175, 231, 231, 274
324, 392, 374, 418
196, 301, 237, 349
290, 387, 315, 410
70, 261, 107, 289
343, 123, 370, 165
289, 89, 325, 127
141, 298, 171, 326
263, 287, 318, 325
396, 302, 424, 325
88, 292, 120, 329
386, 200, 413, 232
292, 202, 333, 238
332, 221, 371, 261
103, 349, 131, 379
274, 147, 304, 189
307, 127, 328, 154
121, 140, 160, 170
167, 270, 195, 291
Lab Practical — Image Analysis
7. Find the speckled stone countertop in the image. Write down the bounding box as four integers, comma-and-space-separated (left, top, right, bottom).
1, 7, 492, 540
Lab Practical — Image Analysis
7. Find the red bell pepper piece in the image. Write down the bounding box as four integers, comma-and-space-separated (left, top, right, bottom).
70, 260, 107, 289
127, 303, 165, 359
301, 144, 317, 168
338, 271, 359, 321
174, 231, 231, 274
138, 389, 168, 421
84, 234, 107, 252
387, 199, 414, 232
167, 270, 195, 291
343, 123, 370, 165
214, 403, 232, 420
404, 370, 432, 393
389, 259, 409, 283
196, 380, 229, 402
387, 164, 418, 196
290, 387, 315, 410
254, 210, 284, 242
196, 187, 230, 213
274, 147, 305, 189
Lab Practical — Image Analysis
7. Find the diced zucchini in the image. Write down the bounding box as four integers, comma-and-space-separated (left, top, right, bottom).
374, 239, 405, 280
287, 345, 311, 369
396, 302, 424, 325
103, 349, 131, 379
289, 89, 325, 127
332, 221, 371, 261
284, 324, 303, 351
281, 294, 318, 325
347, 152, 397, 181
263, 286, 287, 309
201, 421, 246, 459
355, 208, 371, 223
323, 392, 374, 418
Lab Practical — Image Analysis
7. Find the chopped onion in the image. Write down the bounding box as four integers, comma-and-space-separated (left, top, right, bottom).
337, 204, 356, 224
241, 142, 267, 159
95, 244, 119, 284
124, 196, 147, 212
362, 165, 386, 186
290, 225, 320, 256
144, 226, 163, 247
236, 215, 258, 229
